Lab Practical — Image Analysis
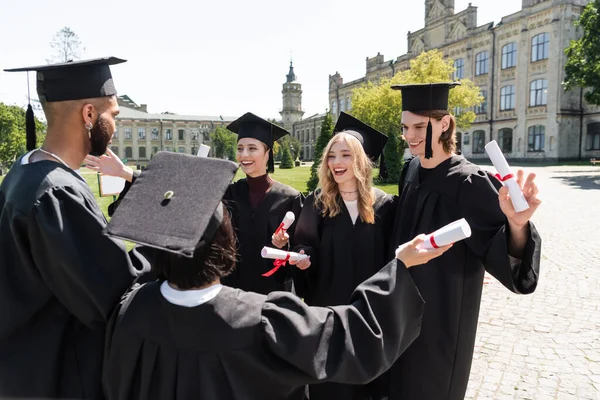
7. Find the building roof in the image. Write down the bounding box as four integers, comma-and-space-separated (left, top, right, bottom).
286, 60, 297, 83
117, 105, 237, 123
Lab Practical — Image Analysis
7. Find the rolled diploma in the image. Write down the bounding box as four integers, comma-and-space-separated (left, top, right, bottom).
395, 218, 472, 257
484, 140, 529, 212
261, 246, 308, 262
281, 211, 295, 230
197, 144, 210, 158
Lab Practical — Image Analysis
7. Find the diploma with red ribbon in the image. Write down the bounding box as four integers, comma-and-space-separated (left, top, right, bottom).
261, 246, 308, 277
485, 140, 530, 212
274, 211, 296, 236
395, 218, 472, 256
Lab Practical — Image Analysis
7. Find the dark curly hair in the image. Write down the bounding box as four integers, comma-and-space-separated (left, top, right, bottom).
152, 204, 237, 289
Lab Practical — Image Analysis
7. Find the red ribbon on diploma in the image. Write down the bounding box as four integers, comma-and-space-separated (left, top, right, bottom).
274, 222, 286, 236
262, 253, 291, 277
429, 235, 439, 249
494, 173, 514, 182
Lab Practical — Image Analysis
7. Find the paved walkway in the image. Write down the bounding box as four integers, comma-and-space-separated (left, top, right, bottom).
466, 165, 600, 400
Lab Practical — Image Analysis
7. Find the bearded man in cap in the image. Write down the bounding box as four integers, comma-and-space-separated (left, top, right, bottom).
0, 57, 149, 399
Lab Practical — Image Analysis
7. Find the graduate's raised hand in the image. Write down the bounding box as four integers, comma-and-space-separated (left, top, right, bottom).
289, 249, 311, 270
395, 234, 452, 268
498, 169, 542, 229
84, 148, 134, 182
271, 230, 289, 249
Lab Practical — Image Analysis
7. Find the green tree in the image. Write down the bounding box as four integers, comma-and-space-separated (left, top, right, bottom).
272, 140, 281, 161
306, 112, 333, 193
0, 103, 45, 172
351, 49, 482, 182
279, 143, 294, 169
47, 27, 84, 64
210, 126, 236, 160
564, 0, 600, 105
277, 135, 302, 161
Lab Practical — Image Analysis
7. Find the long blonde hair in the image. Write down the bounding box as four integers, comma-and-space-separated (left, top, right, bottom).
315, 131, 375, 224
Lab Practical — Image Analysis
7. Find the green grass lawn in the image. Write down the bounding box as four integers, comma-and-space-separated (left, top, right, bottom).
1, 165, 399, 212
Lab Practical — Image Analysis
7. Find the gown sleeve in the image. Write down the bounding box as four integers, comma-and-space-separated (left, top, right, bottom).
28, 186, 151, 328
291, 193, 321, 299
107, 170, 141, 217
458, 170, 541, 294
261, 258, 424, 385
285, 191, 305, 248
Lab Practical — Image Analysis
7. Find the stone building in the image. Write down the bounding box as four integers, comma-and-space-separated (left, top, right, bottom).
112, 96, 235, 162
329, 0, 600, 162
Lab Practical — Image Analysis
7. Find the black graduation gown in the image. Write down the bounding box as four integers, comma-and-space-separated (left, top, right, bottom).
293, 188, 394, 306
292, 188, 395, 400
0, 158, 150, 399
221, 178, 304, 294
387, 155, 542, 400
102, 257, 424, 400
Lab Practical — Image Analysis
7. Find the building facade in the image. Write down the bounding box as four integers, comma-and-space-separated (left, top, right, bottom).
329, 0, 600, 162
112, 96, 235, 162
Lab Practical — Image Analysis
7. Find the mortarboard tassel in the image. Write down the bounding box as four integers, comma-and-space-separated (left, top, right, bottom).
267, 148, 275, 173
25, 73, 36, 151
424, 83, 433, 159
425, 120, 433, 159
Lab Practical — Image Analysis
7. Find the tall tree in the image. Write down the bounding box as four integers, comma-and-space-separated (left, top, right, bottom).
0, 103, 45, 172
351, 50, 483, 182
564, 0, 600, 105
48, 27, 84, 63
306, 112, 333, 193
279, 144, 294, 169
277, 135, 301, 161
210, 126, 237, 160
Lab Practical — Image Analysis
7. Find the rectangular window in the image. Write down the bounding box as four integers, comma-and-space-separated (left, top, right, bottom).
178, 129, 185, 141
453, 58, 465, 80
500, 86, 516, 111
139, 147, 146, 158
501, 42, 517, 69
165, 129, 172, 140
531, 33, 550, 62
137, 128, 145, 140
475, 52, 489, 76
151, 128, 159, 140
178, 147, 185, 153
124, 128, 132, 139
474, 90, 488, 114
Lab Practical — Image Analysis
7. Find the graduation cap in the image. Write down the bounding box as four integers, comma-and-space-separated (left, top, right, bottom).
226, 112, 290, 173
333, 112, 388, 162
391, 82, 460, 159
4, 56, 126, 151
104, 152, 239, 257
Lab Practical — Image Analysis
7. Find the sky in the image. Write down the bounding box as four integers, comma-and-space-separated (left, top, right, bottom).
0, 0, 523, 120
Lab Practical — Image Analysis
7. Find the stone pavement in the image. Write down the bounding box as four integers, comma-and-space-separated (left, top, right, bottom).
466, 165, 600, 400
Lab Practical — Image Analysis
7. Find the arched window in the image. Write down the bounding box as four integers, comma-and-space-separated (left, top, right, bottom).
473, 130, 486, 154
529, 79, 548, 106
498, 128, 513, 153
528, 125, 545, 152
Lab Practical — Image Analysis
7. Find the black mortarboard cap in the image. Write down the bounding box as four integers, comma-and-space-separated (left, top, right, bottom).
104, 152, 239, 257
4, 56, 126, 151
227, 112, 290, 173
333, 112, 388, 162
392, 82, 460, 159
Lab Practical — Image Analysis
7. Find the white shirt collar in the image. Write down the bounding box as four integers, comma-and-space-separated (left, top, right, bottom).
160, 281, 223, 307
